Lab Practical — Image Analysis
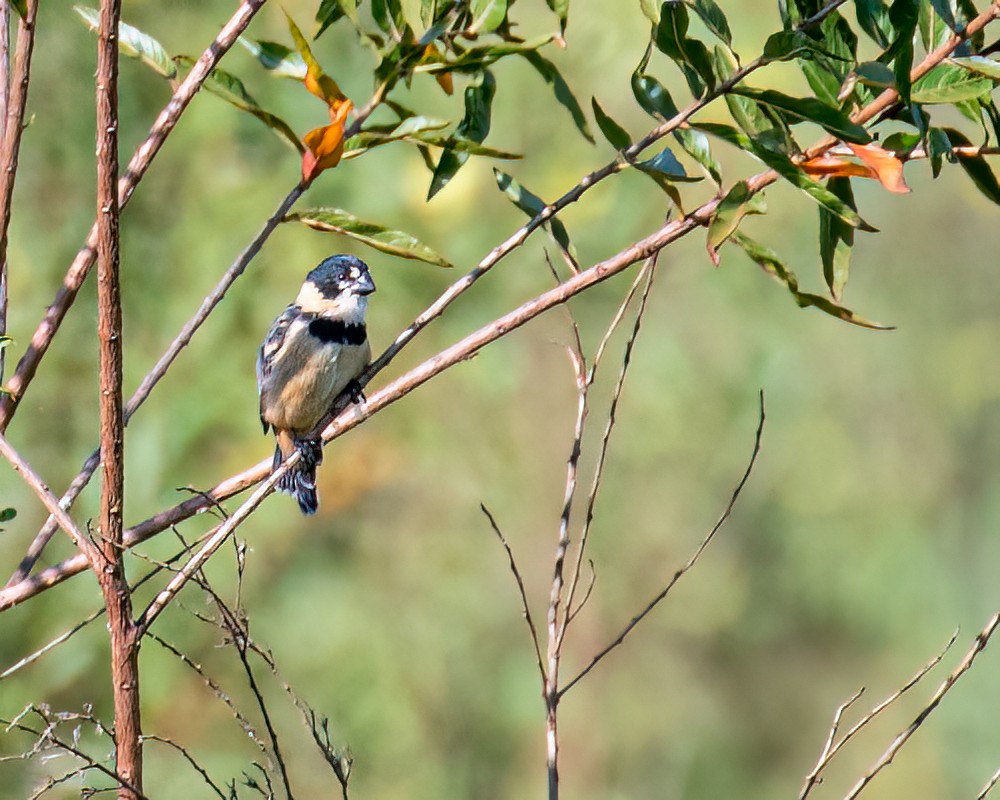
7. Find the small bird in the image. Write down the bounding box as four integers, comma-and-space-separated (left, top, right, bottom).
257, 254, 376, 514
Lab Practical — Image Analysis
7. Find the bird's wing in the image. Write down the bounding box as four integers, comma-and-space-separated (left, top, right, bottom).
257, 304, 302, 431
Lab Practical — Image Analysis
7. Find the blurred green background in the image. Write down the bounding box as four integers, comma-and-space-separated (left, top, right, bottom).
1, 1, 998, 798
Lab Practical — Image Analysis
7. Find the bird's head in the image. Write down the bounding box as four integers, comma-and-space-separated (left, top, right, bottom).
306, 255, 376, 299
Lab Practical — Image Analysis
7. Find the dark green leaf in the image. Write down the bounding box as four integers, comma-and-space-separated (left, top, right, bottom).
286, 208, 453, 267
315, 0, 361, 38
429, 71, 496, 199
927, 127, 952, 177
819, 176, 855, 299
10, 0, 26, 19
707, 181, 766, 265
929, 0, 960, 32
75, 6, 176, 78
0, 335, 11, 349
654, 1, 716, 97
889, 0, 918, 103
911, 63, 994, 103
798, 12, 858, 106
694, 121, 752, 149
418, 34, 557, 73
469, 0, 508, 34
752, 144, 875, 230
919, 0, 954, 51
685, 0, 732, 46
372, 0, 407, 38
730, 87, 871, 144
493, 169, 575, 257
591, 98, 632, 150
855, 0, 892, 47
731, 232, 891, 329
636, 146, 701, 182
631, 72, 680, 120
956, 0, 984, 51
545, 0, 570, 33
521, 51, 594, 143
716, 47, 772, 136
0, 508, 15, 523
944, 127, 1000, 204
239, 38, 307, 80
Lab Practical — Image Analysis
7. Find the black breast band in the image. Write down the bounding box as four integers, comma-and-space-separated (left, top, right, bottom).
308, 317, 367, 346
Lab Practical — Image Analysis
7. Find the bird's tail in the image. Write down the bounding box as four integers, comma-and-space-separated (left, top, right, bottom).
273, 432, 324, 515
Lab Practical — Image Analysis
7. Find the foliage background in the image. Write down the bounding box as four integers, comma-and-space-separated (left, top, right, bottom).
1, 0, 998, 797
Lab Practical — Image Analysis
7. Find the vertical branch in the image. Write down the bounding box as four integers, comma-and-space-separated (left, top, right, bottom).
95, 0, 142, 796
0, 0, 37, 383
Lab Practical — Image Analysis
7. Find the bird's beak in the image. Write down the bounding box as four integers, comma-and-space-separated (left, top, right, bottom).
354, 271, 376, 296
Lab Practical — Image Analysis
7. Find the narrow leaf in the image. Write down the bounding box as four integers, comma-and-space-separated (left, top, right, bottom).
75, 6, 176, 78
944, 127, 1000, 204
731, 87, 871, 144
286, 208, 453, 267
927, 126, 952, 178
855, 0, 892, 47
494, 169, 575, 257
591, 98, 632, 150
315, 0, 361, 38
545, 0, 570, 33
911, 63, 995, 103
731, 231, 891, 329
706, 181, 766, 265
685, 0, 732, 46
429, 71, 497, 199
673, 127, 721, 184
951, 56, 1000, 81
819, 176, 855, 299
522, 51, 595, 143
239, 38, 307, 80
889, 0, 918, 103
469, 0, 508, 34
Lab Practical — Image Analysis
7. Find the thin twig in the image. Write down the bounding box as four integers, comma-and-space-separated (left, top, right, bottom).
799, 632, 957, 799
560, 391, 765, 697
0, 0, 36, 384
800, 688, 866, 799
481, 503, 545, 683
0, 0, 269, 429
141, 735, 227, 800
977, 767, 1000, 800
845, 611, 1000, 799
1, 0, 993, 611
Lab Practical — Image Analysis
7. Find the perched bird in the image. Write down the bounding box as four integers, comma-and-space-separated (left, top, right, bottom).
257, 254, 376, 514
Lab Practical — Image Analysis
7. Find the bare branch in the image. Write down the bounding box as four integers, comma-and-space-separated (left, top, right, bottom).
561, 391, 765, 697
481, 503, 545, 684
141, 735, 227, 800
0, 0, 37, 384
845, 612, 1000, 799
977, 767, 1000, 800
800, 632, 957, 799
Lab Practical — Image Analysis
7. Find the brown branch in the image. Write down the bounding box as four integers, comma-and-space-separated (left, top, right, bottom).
560, 391, 765, 697
6, 70, 391, 588
94, 0, 143, 796
1, 0, 994, 611
0, 0, 35, 385
799, 631, 957, 799
977, 767, 1000, 800
0, 0, 269, 430
140, 735, 226, 800
845, 611, 1000, 799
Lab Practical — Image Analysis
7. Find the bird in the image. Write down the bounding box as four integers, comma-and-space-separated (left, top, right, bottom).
257, 254, 375, 514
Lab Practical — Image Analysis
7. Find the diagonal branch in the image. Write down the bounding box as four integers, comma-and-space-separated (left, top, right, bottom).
0, 0, 994, 612
0, 0, 270, 430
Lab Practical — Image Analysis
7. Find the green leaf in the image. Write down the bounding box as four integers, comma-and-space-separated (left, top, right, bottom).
286, 208, 453, 267
239, 38, 307, 80
731, 232, 891, 329
640, 0, 661, 24
855, 0, 892, 47
545, 0, 570, 33
75, 6, 176, 78
673, 127, 721, 184
494, 169, 575, 258
694, 120, 752, 149
10, 0, 26, 19
706, 181, 766, 265
636, 146, 701, 183
372, 0, 408, 38
0, 507, 15, 524
469, 0, 508, 34
751, 144, 875, 230
591, 98, 632, 150
0, 335, 11, 349
819, 176, 855, 300
428, 71, 496, 199
911, 63, 994, 103
521, 51, 594, 144
417, 34, 557, 73
716, 47, 772, 136
315, 0, 361, 38
927, 126, 952, 178
798, 12, 858, 107
944, 127, 1000, 204
889, 0, 918, 103
173, 57, 303, 153
685, 0, 732, 46
856, 60, 896, 89
654, 1, 716, 97
631, 71, 680, 121
730, 87, 872, 144
950, 56, 1000, 81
